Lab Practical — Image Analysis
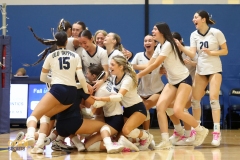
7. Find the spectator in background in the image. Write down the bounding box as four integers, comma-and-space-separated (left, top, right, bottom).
15, 68, 27, 76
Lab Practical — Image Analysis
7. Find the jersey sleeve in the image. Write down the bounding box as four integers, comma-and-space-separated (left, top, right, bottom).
120, 76, 132, 91
152, 44, 161, 58
190, 32, 197, 48
215, 29, 226, 45
159, 41, 172, 57
131, 53, 139, 65
101, 50, 109, 66
42, 54, 51, 70
76, 54, 82, 68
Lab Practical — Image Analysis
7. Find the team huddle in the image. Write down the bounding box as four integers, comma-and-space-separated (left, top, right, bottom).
10, 9, 228, 154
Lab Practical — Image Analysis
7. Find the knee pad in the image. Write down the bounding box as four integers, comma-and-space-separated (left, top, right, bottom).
100, 125, 111, 135
87, 141, 101, 151
145, 110, 150, 121
26, 116, 38, 126
184, 108, 189, 114
166, 108, 174, 116
210, 100, 221, 110
191, 99, 201, 109
40, 115, 50, 124
126, 128, 140, 139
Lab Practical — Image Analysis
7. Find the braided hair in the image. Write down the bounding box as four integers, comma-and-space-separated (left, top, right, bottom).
24, 19, 70, 66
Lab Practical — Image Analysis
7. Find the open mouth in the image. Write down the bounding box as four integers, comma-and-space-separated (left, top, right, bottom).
145, 46, 151, 49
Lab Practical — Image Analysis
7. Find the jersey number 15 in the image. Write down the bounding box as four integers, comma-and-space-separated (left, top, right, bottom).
58, 57, 70, 70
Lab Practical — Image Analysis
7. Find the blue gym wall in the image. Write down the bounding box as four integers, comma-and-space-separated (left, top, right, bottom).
1, 3, 240, 121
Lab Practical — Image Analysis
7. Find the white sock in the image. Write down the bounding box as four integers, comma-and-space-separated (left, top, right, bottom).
144, 129, 149, 133
48, 132, 57, 141
56, 135, 65, 141
103, 137, 112, 145
184, 130, 191, 137
213, 123, 220, 132
174, 124, 183, 132
71, 136, 85, 151
194, 124, 203, 132
27, 127, 36, 138
161, 133, 169, 141
36, 133, 46, 147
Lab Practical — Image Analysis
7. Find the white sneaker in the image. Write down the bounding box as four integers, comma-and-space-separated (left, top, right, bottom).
14, 136, 35, 151
154, 140, 173, 150
149, 139, 155, 150
118, 135, 139, 152
55, 140, 74, 151
194, 127, 209, 146
211, 132, 221, 146
138, 133, 153, 151
51, 140, 61, 151
169, 129, 184, 145
175, 136, 193, 146
105, 142, 124, 154
31, 145, 44, 154
185, 130, 196, 143
44, 137, 52, 146
10, 131, 25, 151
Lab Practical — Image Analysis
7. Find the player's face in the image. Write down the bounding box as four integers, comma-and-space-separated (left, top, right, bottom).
95, 33, 105, 48
109, 59, 121, 75
85, 69, 95, 82
144, 35, 155, 52
103, 33, 114, 46
79, 37, 93, 51
192, 13, 204, 30
72, 24, 83, 38
152, 26, 161, 41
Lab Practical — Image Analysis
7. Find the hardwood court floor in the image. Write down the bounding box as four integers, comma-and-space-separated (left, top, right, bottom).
1, 128, 240, 160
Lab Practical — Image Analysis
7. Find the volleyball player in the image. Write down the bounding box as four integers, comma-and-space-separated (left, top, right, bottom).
166, 32, 198, 146
94, 30, 108, 48
137, 22, 209, 150
79, 64, 125, 153
175, 10, 228, 146
14, 31, 90, 153
79, 30, 109, 91
132, 34, 164, 148
104, 32, 124, 62
93, 55, 153, 151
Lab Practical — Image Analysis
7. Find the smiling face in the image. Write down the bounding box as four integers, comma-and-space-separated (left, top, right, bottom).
144, 35, 156, 52
79, 36, 93, 51
103, 33, 115, 47
95, 32, 106, 48
109, 59, 123, 75
72, 23, 83, 38
192, 13, 206, 30
152, 26, 162, 42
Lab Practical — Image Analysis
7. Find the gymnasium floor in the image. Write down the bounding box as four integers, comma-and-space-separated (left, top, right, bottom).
1, 128, 239, 160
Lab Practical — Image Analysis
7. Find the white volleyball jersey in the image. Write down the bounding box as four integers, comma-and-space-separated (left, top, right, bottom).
110, 74, 142, 108
190, 27, 226, 75
153, 42, 189, 85
66, 37, 83, 57
81, 46, 109, 75
42, 48, 82, 86
131, 52, 164, 98
94, 80, 123, 117
108, 49, 124, 64
182, 46, 198, 80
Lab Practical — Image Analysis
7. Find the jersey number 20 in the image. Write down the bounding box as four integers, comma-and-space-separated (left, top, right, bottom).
200, 41, 209, 49
58, 57, 70, 70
